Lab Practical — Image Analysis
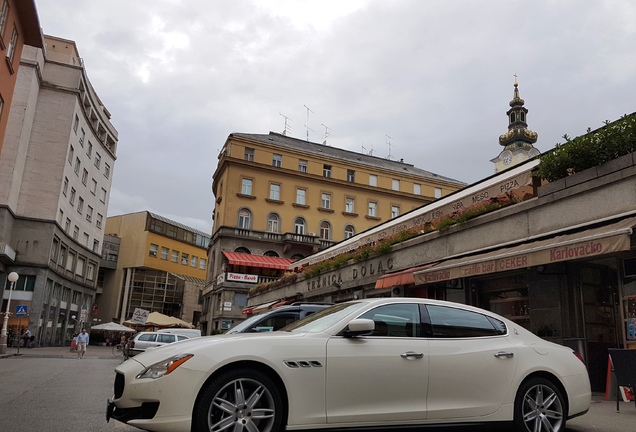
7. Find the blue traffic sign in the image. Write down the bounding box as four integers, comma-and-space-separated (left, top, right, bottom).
15, 305, 28, 317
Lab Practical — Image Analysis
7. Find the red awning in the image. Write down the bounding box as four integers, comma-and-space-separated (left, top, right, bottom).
223, 252, 294, 270
375, 263, 437, 289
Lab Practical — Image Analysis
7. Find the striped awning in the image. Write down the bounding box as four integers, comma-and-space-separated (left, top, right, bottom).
223, 252, 294, 270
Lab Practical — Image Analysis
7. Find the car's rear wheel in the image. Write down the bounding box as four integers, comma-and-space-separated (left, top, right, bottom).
193, 368, 284, 432
514, 377, 566, 432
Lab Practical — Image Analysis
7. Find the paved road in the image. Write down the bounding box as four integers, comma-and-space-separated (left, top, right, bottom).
1, 345, 635, 431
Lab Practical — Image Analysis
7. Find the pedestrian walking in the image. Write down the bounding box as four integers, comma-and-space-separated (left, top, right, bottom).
22, 328, 32, 347
76, 328, 89, 359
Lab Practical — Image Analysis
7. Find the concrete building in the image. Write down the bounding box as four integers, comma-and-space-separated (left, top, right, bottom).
0, 35, 118, 346
201, 131, 466, 334
0, 0, 42, 155
249, 114, 636, 392
99, 211, 209, 327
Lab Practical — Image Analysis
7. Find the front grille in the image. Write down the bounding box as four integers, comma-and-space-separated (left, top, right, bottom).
114, 372, 125, 399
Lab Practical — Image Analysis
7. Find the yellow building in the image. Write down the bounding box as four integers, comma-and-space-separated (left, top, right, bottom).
98, 211, 210, 327
202, 132, 465, 333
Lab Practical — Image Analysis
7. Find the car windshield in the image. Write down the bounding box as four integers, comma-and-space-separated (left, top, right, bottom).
282, 302, 367, 333
225, 313, 270, 334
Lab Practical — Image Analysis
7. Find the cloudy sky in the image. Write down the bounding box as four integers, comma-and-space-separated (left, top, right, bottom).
35, 0, 635, 235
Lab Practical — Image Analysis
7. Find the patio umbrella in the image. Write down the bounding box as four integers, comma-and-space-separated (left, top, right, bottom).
90, 322, 136, 332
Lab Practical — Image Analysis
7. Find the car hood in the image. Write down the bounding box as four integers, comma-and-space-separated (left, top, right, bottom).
127, 331, 310, 368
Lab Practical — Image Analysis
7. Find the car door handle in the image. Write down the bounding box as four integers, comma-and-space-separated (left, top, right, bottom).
494, 351, 514, 359
401, 351, 424, 359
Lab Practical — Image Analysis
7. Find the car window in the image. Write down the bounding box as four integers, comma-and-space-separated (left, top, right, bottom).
253, 313, 298, 332
157, 334, 175, 343
138, 334, 156, 342
359, 304, 420, 337
177, 335, 188, 341
426, 305, 507, 337
284, 302, 367, 333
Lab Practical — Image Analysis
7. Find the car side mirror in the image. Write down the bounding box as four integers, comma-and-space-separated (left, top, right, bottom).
342, 318, 375, 338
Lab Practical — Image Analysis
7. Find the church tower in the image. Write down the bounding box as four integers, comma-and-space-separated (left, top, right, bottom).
491, 78, 540, 172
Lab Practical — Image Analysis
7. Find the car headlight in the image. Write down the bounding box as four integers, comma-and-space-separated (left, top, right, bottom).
136, 354, 194, 380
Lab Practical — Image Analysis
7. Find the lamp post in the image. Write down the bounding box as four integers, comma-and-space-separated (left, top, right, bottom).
0, 272, 19, 355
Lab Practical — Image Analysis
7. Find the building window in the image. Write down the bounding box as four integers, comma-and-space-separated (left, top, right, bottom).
63, 177, 69, 196
319, 221, 331, 240
100, 188, 107, 203
95, 152, 101, 169
0, 94, 3, 119
369, 175, 377, 187
171, 250, 179, 263
199, 258, 206, 270
58, 209, 64, 224
267, 213, 279, 232
244, 147, 254, 161
74, 157, 81, 175
81, 168, 88, 185
96, 213, 103, 229
294, 217, 306, 235
91, 178, 97, 194
87, 141, 93, 158
73, 114, 79, 133
323, 164, 332, 178
347, 170, 355, 182
86, 206, 93, 222
82, 232, 89, 246
321, 193, 331, 209
296, 188, 306, 205
69, 188, 76, 206
392, 179, 400, 191
344, 224, 355, 239
191, 256, 198, 267
68, 145, 74, 164
73, 225, 79, 240
77, 197, 84, 214
87, 263, 95, 280
181, 252, 189, 265
272, 154, 282, 167
241, 178, 253, 195
161, 247, 169, 260
391, 205, 400, 218
93, 240, 100, 253
435, 187, 442, 198
345, 197, 355, 213
104, 163, 111, 179
269, 184, 280, 200
5, 27, 17, 66
0, 2, 9, 42
80, 128, 85, 145
149, 244, 158, 257
64, 218, 71, 233
414, 183, 421, 195
298, 160, 308, 173
238, 208, 251, 229
368, 201, 377, 217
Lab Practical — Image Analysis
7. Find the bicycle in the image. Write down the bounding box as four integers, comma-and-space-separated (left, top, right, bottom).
112, 343, 125, 357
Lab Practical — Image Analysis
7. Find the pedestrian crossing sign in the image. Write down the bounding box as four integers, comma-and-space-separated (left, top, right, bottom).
15, 305, 28, 316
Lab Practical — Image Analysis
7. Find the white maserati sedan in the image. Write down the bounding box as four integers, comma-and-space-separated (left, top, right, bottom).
106, 298, 590, 432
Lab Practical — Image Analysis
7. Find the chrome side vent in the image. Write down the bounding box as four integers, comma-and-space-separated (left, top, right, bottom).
284, 360, 323, 368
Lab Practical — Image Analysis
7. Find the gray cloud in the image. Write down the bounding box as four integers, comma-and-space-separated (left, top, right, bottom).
35, 0, 636, 234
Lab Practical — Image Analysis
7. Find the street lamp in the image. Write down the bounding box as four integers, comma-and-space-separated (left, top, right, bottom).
0, 272, 19, 355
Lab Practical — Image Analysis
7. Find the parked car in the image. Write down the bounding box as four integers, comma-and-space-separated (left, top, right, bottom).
157, 328, 201, 339
225, 302, 332, 334
107, 298, 591, 432
126, 331, 190, 356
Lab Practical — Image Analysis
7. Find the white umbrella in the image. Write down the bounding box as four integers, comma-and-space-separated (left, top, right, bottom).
90, 322, 136, 332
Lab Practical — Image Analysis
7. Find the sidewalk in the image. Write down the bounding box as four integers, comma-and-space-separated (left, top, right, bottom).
0, 344, 120, 360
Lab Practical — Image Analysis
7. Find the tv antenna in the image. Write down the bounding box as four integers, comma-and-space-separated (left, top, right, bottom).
361, 143, 374, 156
386, 135, 395, 160
279, 113, 292, 136
304, 104, 314, 141
321, 124, 332, 145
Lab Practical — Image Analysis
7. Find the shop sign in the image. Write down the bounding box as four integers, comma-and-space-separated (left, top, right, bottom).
305, 257, 394, 291
226, 272, 258, 283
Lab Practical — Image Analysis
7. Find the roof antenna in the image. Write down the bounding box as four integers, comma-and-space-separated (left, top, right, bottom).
362, 142, 374, 156
386, 135, 395, 160
321, 123, 332, 145
304, 104, 314, 141
279, 113, 292, 136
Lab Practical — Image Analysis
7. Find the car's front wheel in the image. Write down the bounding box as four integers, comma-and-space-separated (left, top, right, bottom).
514, 377, 566, 432
193, 368, 284, 432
